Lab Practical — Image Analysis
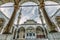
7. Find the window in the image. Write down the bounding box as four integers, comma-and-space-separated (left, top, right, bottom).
33, 33, 35, 36
27, 33, 35, 36
27, 33, 29, 36
29, 33, 32, 36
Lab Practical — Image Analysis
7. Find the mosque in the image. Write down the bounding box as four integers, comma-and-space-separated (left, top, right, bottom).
0, 0, 60, 40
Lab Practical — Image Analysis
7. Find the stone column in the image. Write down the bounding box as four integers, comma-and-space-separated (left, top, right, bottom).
38, 0, 57, 33
2, 0, 21, 34
13, 29, 16, 39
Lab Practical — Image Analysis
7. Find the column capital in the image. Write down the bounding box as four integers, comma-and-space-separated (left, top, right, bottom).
38, 0, 45, 8
14, 0, 21, 5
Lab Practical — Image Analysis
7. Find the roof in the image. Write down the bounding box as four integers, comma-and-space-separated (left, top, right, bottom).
0, 11, 9, 20
21, 19, 41, 25
0, 0, 60, 5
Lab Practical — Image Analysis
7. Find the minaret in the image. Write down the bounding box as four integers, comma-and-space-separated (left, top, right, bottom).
16, 8, 22, 39
38, 0, 57, 33
2, 0, 21, 34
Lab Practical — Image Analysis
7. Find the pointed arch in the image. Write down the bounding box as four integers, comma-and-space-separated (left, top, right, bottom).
19, 0, 39, 5
18, 27, 25, 39
26, 26, 35, 30
36, 26, 44, 32
19, 27, 25, 32
36, 26, 45, 38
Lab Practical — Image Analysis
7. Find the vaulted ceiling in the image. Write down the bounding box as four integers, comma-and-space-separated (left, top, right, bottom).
0, 0, 60, 5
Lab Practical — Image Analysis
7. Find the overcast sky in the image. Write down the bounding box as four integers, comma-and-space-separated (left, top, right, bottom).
0, 1, 60, 24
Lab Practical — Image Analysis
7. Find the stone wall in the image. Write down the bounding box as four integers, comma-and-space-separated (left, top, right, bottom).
0, 32, 60, 40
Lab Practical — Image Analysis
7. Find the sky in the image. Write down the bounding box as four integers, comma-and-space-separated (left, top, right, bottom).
0, 1, 60, 24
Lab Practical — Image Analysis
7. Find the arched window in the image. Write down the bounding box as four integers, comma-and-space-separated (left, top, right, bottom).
36, 26, 45, 38
26, 32, 35, 36
18, 27, 25, 39
19, 27, 25, 32
0, 18, 4, 32
26, 26, 36, 38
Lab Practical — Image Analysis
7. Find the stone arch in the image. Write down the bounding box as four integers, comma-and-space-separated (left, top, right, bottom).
18, 27, 25, 39
19, 0, 39, 5
19, 27, 25, 32
0, 11, 8, 26
26, 26, 35, 30
26, 26, 36, 38
0, 11, 6, 32
36, 26, 45, 38
0, 11, 6, 24
36, 26, 44, 33
0, 18, 5, 32
0, 18, 5, 25
26, 26, 35, 33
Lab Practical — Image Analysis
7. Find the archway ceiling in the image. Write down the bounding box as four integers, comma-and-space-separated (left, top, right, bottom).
0, 0, 60, 5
